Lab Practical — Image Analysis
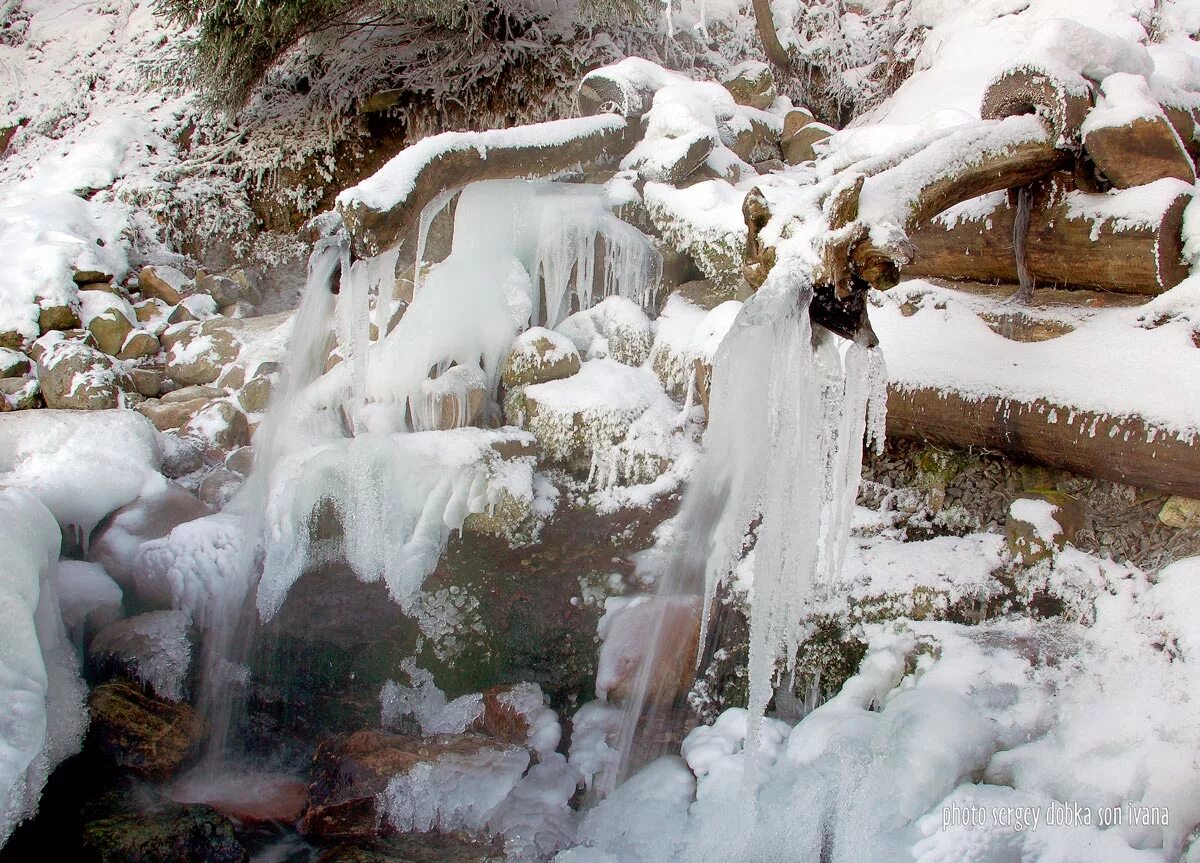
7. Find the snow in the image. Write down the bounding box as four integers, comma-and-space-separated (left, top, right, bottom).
0, 410, 163, 543
873, 282, 1200, 441
0, 489, 86, 848
556, 298, 654, 366
1082, 72, 1173, 135
52, 560, 123, 646
381, 659, 485, 735
1010, 497, 1063, 544
133, 514, 247, 628
88, 610, 193, 703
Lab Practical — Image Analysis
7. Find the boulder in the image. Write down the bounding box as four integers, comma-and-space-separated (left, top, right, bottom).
0, 329, 24, 350
88, 309, 134, 356
89, 610, 196, 702
501, 328, 581, 388
782, 119, 834, 165
0, 347, 31, 378
224, 446, 254, 476
179, 401, 250, 456
556, 297, 653, 367
74, 269, 114, 286
135, 298, 169, 323
29, 327, 95, 362
236, 374, 274, 414
197, 468, 243, 509
164, 385, 225, 404
138, 266, 189, 305
595, 595, 701, 703
418, 366, 487, 431
90, 482, 211, 587
726, 117, 783, 164
135, 397, 212, 432
119, 330, 162, 361
160, 435, 205, 479
166, 305, 197, 326
88, 682, 204, 779
166, 319, 245, 386
1159, 495, 1200, 529
300, 730, 527, 839
1005, 491, 1085, 564
130, 367, 165, 398
81, 803, 247, 863
721, 61, 777, 110
0, 376, 40, 410
38, 302, 81, 333
37, 340, 130, 410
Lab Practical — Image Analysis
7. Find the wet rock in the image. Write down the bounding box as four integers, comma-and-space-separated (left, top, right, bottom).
37, 340, 130, 410
89, 610, 196, 702
314, 834, 504, 863
721, 60, 777, 110
225, 446, 254, 476
501, 328, 581, 389
136, 397, 212, 431
138, 266, 190, 305
130, 367, 165, 398
595, 595, 701, 703
82, 803, 247, 863
198, 467, 243, 509
119, 330, 162, 361
179, 400, 250, 456
1005, 491, 1085, 564
236, 374, 274, 414
88, 682, 204, 779
300, 730, 523, 839
38, 302, 81, 333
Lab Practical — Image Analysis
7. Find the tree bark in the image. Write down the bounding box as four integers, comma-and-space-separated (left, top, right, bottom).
887, 387, 1200, 498
1083, 114, 1196, 189
751, 0, 793, 69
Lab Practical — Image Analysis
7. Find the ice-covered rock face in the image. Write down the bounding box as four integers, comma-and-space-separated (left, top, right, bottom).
0, 488, 87, 847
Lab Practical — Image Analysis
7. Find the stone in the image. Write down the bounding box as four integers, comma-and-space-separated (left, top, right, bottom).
670, 278, 740, 311
166, 304, 197, 326
236, 374, 274, 414
88, 308, 134, 356
727, 117, 782, 164
38, 302, 81, 333
135, 397, 212, 431
166, 319, 245, 386
782, 121, 835, 165
194, 272, 242, 307
73, 269, 114, 286
138, 265, 189, 305
754, 158, 786, 174
89, 610, 197, 702
29, 328, 95, 363
218, 301, 255, 319
500, 328, 581, 388
225, 446, 255, 476
1005, 490, 1085, 565
198, 468, 243, 509
90, 482, 211, 586
721, 60, 777, 110
216, 365, 247, 390
253, 360, 283, 378
419, 366, 486, 431
119, 330, 162, 361
0, 329, 25, 350
595, 595, 701, 703
0, 348, 30, 378
160, 434, 205, 479
656, 243, 704, 292
37, 341, 129, 410
1159, 495, 1200, 529
88, 682, 204, 779
179, 400, 250, 455
634, 132, 715, 185
135, 298, 169, 323
300, 730, 524, 839
160, 322, 196, 352
81, 803, 247, 863
163, 384, 225, 404
130, 367, 165, 398
0, 376, 40, 410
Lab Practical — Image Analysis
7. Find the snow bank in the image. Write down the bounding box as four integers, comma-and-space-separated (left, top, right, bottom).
0, 410, 163, 543
0, 489, 87, 847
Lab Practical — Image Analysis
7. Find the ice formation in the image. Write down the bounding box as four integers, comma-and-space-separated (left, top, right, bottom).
0, 489, 87, 847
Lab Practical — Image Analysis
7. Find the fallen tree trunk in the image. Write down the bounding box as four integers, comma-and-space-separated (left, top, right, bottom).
338, 115, 634, 257
887, 387, 1200, 498
981, 65, 1093, 146
1083, 114, 1196, 188
905, 178, 1192, 294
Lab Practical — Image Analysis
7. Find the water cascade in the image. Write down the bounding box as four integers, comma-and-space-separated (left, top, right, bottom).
601, 273, 887, 795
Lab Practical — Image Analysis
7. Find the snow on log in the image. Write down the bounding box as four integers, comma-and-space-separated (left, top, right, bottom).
337, 115, 634, 257
905, 178, 1192, 294
1081, 74, 1196, 188
981, 66, 1094, 146
886, 387, 1200, 498
577, 58, 693, 119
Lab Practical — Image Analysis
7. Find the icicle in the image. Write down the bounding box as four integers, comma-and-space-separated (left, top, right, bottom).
413, 187, 459, 299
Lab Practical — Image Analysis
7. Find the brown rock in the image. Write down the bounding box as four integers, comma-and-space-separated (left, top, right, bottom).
0, 350, 30, 378
118, 330, 161, 361
179, 401, 250, 455
782, 122, 834, 165
721, 62, 777, 111
166, 319, 244, 386
0, 330, 25, 350
163, 385, 224, 404
1159, 495, 1200, 529
596, 595, 701, 703
198, 468, 243, 509
130, 367, 164, 398
166, 304, 197, 326
727, 117, 782, 164
88, 310, 134, 356
500, 329, 581, 388
135, 298, 168, 323
225, 446, 254, 476
217, 365, 247, 390
135, 397, 211, 431
73, 269, 114, 286
88, 682, 204, 779
37, 341, 129, 410
236, 374, 274, 414
0, 377, 40, 410
38, 303, 81, 333
1005, 490, 1085, 565
138, 266, 188, 305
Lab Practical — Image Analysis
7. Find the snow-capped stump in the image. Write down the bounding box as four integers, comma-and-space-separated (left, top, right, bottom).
519, 359, 672, 473
557, 296, 653, 367
501, 327, 581, 388
981, 66, 1093, 147
300, 730, 528, 840
137, 265, 189, 305
87, 681, 204, 779
54, 560, 123, 648
165, 318, 245, 386
595, 595, 701, 703
178, 400, 250, 456
1005, 492, 1085, 565
35, 339, 131, 410
721, 60, 777, 111
0, 347, 30, 378
88, 610, 195, 703
1082, 74, 1196, 189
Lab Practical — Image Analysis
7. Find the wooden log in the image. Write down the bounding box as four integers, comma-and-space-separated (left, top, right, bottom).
1083, 114, 1196, 188
981, 65, 1093, 146
887, 387, 1200, 498
905, 179, 1191, 295
751, 0, 793, 70
338, 115, 634, 258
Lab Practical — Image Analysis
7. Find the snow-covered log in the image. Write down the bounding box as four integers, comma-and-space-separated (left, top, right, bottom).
981, 66, 1094, 146
886, 387, 1200, 498
337, 115, 635, 257
905, 179, 1192, 295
